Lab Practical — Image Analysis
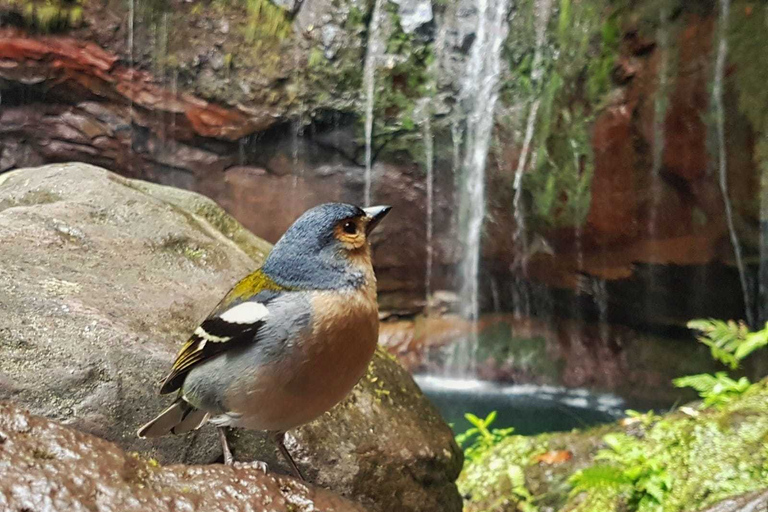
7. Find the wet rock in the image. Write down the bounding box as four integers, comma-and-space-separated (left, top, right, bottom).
0, 401, 368, 512
321, 23, 342, 59
271, 0, 301, 13
697, 489, 768, 512
0, 163, 463, 512
391, 0, 433, 34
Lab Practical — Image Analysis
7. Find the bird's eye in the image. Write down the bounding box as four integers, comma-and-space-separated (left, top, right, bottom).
343, 221, 357, 235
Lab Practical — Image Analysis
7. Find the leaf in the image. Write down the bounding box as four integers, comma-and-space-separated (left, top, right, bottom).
534, 450, 573, 465
569, 465, 627, 496
464, 413, 482, 428
734, 328, 768, 360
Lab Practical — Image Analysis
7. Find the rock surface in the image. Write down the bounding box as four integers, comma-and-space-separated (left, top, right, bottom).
0, 401, 368, 512
391, 0, 433, 34
0, 163, 463, 512
697, 489, 768, 512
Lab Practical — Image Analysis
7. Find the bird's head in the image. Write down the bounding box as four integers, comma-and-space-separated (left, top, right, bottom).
262, 203, 392, 290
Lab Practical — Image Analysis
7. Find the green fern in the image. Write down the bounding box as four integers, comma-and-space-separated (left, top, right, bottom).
673, 372, 751, 408
571, 433, 672, 509
569, 464, 628, 495
674, 319, 768, 408
686, 319, 751, 369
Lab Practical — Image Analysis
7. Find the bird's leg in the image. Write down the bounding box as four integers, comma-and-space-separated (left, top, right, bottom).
218, 426, 234, 466
219, 426, 269, 472
272, 431, 306, 481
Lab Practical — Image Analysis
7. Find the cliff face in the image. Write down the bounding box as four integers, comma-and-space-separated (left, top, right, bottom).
0, 0, 765, 326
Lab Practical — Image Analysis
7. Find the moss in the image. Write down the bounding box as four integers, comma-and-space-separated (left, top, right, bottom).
302, 4, 368, 113
460, 381, 768, 512
499, 0, 627, 229
242, 0, 291, 41
364, 2, 435, 161
2, 0, 85, 32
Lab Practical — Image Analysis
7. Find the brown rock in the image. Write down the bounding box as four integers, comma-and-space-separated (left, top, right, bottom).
0, 401, 368, 512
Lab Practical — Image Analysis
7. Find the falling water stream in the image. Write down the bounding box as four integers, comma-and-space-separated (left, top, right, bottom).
444, 0, 511, 377
646, 9, 670, 320
422, 107, 435, 301
512, 0, 553, 257
713, 0, 753, 327
362, 0, 385, 207
649, 9, 669, 239
127, 0, 136, 177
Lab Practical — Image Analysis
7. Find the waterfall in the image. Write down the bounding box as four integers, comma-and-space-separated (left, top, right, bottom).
712, 0, 753, 326
592, 278, 609, 345
647, 9, 670, 321
447, 0, 511, 377
362, 0, 385, 207
127, 0, 136, 177
423, 108, 435, 301
649, 9, 669, 238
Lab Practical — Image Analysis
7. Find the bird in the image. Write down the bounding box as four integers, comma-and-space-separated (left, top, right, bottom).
138, 202, 392, 480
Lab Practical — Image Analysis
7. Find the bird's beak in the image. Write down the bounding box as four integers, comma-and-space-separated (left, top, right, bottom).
363, 205, 392, 234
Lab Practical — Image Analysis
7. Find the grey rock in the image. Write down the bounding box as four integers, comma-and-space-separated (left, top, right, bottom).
321, 23, 342, 59
391, 0, 433, 34
271, 0, 300, 12
697, 490, 768, 512
0, 163, 463, 512
210, 51, 226, 71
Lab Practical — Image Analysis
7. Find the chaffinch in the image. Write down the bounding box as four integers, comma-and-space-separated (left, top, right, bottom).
138, 203, 392, 480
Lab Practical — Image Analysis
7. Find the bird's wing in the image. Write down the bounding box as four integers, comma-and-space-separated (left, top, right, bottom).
159, 269, 290, 394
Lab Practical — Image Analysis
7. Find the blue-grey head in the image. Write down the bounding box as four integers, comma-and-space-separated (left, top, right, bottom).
262, 203, 392, 290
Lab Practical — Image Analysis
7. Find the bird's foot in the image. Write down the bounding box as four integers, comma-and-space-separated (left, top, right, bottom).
233, 460, 269, 473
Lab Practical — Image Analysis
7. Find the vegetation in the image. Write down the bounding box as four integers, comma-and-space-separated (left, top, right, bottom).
728, 0, 768, 226
2, 0, 84, 32
459, 319, 768, 512
456, 411, 515, 463
500, 0, 624, 229
242, 0, 291, 42
673, 319, 768, 407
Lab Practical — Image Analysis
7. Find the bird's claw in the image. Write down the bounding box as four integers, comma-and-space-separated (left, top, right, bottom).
233, 460, 269, 473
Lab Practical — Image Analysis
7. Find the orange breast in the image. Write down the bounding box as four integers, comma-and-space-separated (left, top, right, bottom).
225, 286, 379, 432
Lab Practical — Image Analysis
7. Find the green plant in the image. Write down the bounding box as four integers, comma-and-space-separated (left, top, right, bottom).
685, 319, 768, 368
673, 319, 768, 408
570, 432, 673, 510
673, 372, 751, 408
455, 411, 515, 462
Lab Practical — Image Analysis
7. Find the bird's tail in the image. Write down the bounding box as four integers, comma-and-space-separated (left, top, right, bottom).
137, 396, 209, 438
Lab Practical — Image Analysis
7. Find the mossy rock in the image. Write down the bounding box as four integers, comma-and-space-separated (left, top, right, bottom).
460, 380, 768, 512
